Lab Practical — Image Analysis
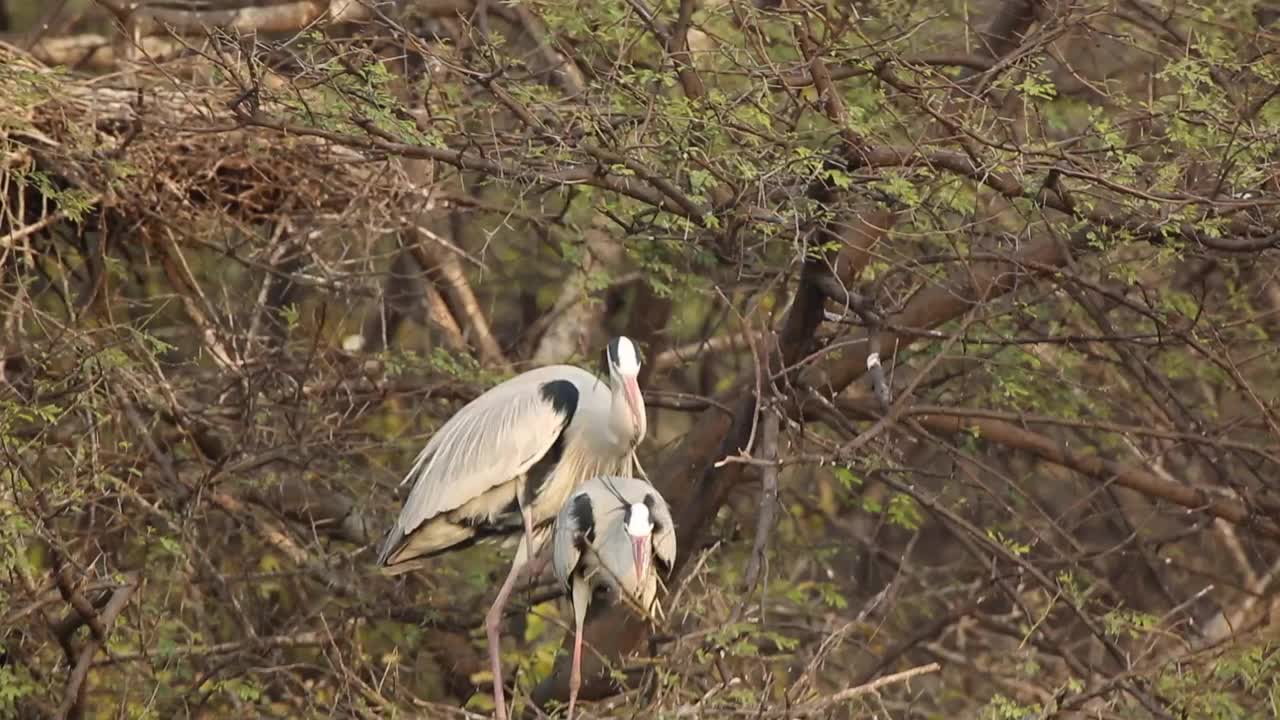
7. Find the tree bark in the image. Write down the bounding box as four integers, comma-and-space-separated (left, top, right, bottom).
530, 218, 624, 364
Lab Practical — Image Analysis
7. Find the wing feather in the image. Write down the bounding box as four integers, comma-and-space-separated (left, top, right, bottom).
553, 490, 594, 587
391, 366, 588, 539
552, 499, 579, 587
652, 499, 677, 573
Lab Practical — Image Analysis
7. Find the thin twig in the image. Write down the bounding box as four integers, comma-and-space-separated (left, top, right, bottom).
785, 662, 941, 717
94, 627, 342, 665
652, 332, 763, 371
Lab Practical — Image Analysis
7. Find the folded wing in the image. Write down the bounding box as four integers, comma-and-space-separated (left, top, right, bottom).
378, 375, 579, 565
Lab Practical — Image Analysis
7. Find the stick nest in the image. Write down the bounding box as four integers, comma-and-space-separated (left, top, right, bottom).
1, 42, 414, 240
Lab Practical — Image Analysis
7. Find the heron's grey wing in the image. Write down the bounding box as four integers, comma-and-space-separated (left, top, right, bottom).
651, 492, 677, 572
394, 378, 578, 538
553, 490, 594, 587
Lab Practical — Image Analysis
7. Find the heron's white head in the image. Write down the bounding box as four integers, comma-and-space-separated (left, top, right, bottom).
604, 336, 646, 443
626, 501, 653, 536
625, 501, 653, 585
606, 335, 640, 379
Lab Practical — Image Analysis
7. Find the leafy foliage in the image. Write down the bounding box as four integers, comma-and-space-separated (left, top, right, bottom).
3, 0, 1280, 717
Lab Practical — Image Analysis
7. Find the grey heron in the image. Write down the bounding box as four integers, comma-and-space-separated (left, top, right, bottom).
376, 336, 647, 720
552, 475, 676, 720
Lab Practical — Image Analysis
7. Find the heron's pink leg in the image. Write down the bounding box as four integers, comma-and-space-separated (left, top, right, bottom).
485, 559, 522, 720
568, 617, 584, 720
566, 580, 591, 720
520, 505, 538, 590
487, 506, 548, 720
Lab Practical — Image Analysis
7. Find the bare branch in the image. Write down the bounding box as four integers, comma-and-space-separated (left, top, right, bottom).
843, 401, 1280, 541
740, 406, 780, 597
55, 572, 140, 720
786, 662, 942, 718
406, 227, 509, 369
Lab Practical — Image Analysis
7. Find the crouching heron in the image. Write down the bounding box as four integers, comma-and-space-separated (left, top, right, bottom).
552, 475, 676, 719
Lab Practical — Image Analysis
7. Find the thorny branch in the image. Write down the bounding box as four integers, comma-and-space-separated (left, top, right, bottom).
55, 572, 140, 720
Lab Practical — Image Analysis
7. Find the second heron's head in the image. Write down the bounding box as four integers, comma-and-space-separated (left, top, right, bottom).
624, 500, 654, 585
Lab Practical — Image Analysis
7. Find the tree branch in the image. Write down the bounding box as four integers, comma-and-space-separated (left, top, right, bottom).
528, 11, 903, 704
405, 227, 509, 369
800, 232, 1074, 399
786, 662, 942, 718
838, 399, 1280, 541
55, 572, 140, 720
740, 406, 780, 597
975, 0, 1042, 61
91, 0, 378, 35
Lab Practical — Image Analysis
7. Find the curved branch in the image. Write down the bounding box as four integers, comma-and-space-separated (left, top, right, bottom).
840, 400, 1280, 541
55, 572, 140, 720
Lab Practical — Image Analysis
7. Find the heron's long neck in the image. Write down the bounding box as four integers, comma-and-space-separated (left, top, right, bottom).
607, 375, 645, 449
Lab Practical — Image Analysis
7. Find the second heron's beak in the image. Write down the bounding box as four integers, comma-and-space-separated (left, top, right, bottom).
631, 536, 649, 586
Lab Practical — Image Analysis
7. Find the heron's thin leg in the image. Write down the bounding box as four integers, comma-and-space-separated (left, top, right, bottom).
632, 450, 649, 481
520, 504, 537, 581
568, 618, 583, 720
486, 534, 551, 720
567, 579, 591, 720
485, 559, 524, 720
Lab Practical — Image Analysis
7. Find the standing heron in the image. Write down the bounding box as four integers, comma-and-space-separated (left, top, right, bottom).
552, 475, 676, 720
376, 337, 647, 720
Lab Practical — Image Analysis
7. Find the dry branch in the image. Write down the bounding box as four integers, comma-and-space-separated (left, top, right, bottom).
26, 34, 183, 69
246, 478, 372, 545
530, 217, 623, 365
741, 406, 780, 597
92, 0, 375, 35
652, 332, 763, 371
786, 662, 942, 718
406, 227, 509, 369
801, 234, 1073, 397
55, 572, 140, 720
975, 0, 1043, 61
95, 627, 341, 665
901, 409, 1280, 541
